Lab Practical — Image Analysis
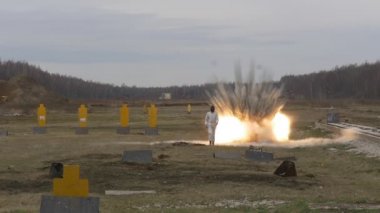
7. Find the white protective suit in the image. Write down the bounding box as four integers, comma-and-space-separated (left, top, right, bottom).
205, 111, 219, 142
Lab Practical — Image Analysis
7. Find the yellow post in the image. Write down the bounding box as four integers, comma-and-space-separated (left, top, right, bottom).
148, 104, 158, 128
120, 104, 129, 127
53, 165, 89, 197
187, 104, 191, 114
37, 104, 46, 127
78, 104, 88, 128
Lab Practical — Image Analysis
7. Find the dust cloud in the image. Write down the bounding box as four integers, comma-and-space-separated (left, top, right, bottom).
248, 128, 358, 148
207, 62, 283, 121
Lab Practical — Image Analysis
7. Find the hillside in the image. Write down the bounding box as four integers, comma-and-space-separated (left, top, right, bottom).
0, 60, 209, 101
0, 75, 67, 109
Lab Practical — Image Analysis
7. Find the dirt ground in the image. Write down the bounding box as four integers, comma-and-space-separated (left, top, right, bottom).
0, 103, 380, 212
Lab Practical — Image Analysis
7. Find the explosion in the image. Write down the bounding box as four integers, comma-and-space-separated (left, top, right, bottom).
271, 112, 291, 142
214, 116, 250, 145
209, 63, 291, 145
215, 111, 291, 144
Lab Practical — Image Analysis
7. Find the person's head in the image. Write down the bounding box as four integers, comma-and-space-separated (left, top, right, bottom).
210, 105, 215, 112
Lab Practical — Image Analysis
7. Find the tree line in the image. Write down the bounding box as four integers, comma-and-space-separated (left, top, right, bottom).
280, 62, 380, 100
0, 60, 212, 101
1, 60, 380, 101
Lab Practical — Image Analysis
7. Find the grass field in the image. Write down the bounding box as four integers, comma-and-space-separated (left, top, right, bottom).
0, 103, 380, 212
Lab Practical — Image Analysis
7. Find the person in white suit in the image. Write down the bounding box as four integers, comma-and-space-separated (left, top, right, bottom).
205, 105, 219, 146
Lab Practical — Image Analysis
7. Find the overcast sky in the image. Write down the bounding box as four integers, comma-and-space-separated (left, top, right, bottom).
1, 0, 379, 86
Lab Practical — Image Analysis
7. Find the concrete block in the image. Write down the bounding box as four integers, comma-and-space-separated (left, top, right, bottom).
40, 195, 99, 213
213, 151, 242, 160
122, 150, 153, 164
75, 127, 89, 135
0, 130, 8, 137
116, 127, 130, 135
245, 149, 274, 162
327, 112, 340, 123
33, 127, 47, 134
145, 127, 159, 135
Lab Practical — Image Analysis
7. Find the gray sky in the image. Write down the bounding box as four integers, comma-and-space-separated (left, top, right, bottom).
1, 0, 379, 86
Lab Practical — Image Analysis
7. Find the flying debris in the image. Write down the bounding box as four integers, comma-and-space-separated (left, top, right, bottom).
207, 63, 291, 144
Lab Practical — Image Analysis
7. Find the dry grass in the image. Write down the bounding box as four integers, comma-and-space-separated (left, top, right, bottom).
0, 104, 380, 212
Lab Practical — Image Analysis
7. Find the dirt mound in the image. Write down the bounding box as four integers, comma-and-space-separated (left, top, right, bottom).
0, 75, 67, 111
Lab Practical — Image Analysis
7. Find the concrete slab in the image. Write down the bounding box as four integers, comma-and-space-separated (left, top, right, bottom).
0, 130, 8, 137
116, 127, 130, 135
75, 127, 89, 135
145, 127, 159, 135
40, 195, 99, 213
213, 151, 242, 160
245, 149, 274, 162
122, 150, 153, 164
33, 127, 47, 134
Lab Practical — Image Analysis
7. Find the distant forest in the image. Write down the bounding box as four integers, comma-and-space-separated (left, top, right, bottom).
0, 60, 379, 100
0, 60, 213, 100
281, 62, 380, 100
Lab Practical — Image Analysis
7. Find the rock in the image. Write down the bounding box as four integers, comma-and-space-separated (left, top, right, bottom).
49, 163, 63, 178
274, 160, 297, 177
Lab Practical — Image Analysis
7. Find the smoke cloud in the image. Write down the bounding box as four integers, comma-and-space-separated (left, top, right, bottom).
244, 128, 358, 148
207, 62, 283, 122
